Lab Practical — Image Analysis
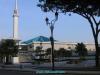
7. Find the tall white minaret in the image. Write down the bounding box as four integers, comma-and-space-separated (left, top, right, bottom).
13, 0, 19, 39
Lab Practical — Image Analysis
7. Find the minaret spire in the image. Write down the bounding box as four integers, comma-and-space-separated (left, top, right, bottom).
13, 0, 19, 39
15, 0, 18, 9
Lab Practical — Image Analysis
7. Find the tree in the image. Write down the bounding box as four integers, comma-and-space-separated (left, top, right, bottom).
45, 48, 72, 57
57, 48, 72, 57
0, 39, 18, 64
75, 43, 88, 57
35, 46, 42, 55
45, 48, 57, 57
45, 48, 51, 55
35, 46, 44, 59
38, 0, 100, 67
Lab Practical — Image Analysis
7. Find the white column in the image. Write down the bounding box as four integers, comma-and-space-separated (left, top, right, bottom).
13, 0, 19, 39
13, 16, 19, 39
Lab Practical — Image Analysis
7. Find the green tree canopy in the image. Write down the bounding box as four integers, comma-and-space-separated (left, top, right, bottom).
0, 39, 18, 56
0, 39, 18, 64
45, 48, 51, 55
38, 0, 100, 16
75, 43, 88, 56
35, 46, 42, 55
57, 48, 72, 57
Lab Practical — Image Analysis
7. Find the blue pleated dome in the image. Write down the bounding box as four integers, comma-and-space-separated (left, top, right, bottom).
22, 36, 51, 44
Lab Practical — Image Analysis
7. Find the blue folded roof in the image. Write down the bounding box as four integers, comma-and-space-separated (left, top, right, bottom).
22, 36, 51, 44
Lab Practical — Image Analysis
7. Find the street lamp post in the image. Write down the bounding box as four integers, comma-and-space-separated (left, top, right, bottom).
45, 12, 58, 70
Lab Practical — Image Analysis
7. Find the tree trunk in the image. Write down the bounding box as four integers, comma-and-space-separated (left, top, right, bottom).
0, 56, 3, 63
94, 37, 99, 67
5, 55, 9, 64
87, 16, 100, 67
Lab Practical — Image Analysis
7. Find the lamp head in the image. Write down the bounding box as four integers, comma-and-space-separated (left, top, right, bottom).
55, 12, 58, 20
45, 17, 49, 25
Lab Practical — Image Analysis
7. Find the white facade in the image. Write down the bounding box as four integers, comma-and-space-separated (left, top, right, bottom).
13, 0, 19, 39
28, 42, 96, 51
13, 57, 19, 64
17, 42, 96, 63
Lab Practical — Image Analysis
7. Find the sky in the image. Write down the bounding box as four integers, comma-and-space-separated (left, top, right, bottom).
0, 0, 99, 43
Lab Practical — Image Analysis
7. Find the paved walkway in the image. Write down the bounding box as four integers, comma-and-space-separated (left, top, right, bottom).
36, 70, 100, 74
0, 69, 36, 75
0, 68, 100, 75
0, 66, 100, 75
0, 62, 100, 75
